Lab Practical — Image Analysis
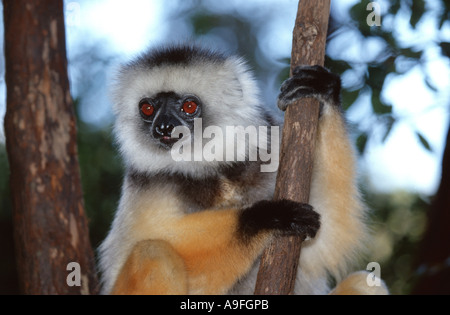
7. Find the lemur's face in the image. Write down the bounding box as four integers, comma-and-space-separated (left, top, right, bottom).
137, 91, 203, 150
110, 46, 270, 176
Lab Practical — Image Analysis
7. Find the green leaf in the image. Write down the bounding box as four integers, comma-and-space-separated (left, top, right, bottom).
382, 116, 396, 142
356, 132, 369, 155
349, 2, 368, 24
410, 0, 426, 29
400, 48, 422, 60
438, 11, 450, 30
367, 66, 387, 90
277, 57, 291, 66
371, 90, 392, 115
439, 42, 450, 59
342, 89, 360, 110
388, 0, 401, 15
325, 57, 352, 74
191, 14, 218, 35
349, 1, 372, 37
276, 66, 291, 86
416, 132, 433, 152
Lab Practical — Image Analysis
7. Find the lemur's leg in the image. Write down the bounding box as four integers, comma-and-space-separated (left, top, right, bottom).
330, 271, 389, 295
111, 239, 188, 295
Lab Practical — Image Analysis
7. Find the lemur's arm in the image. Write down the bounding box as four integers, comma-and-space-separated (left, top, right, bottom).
111, 200, 319, 295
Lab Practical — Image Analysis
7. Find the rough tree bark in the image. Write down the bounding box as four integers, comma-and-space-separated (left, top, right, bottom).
254, 0, 330, 295
3, 0, 99, 294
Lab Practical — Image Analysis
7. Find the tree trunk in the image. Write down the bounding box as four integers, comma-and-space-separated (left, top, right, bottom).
3, 0, 99, 295
254, 0, 330, 295
412, 126, 450, 294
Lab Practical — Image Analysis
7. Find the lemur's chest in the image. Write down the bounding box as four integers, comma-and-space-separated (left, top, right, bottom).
179, 176, 247, 212
150, 172, 253, 213
127, 162, 275, 213
123, 164, 275, 250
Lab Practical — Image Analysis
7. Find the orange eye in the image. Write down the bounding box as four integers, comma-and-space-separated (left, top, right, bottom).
182, 101, 198, 115
141, 103, 154, 117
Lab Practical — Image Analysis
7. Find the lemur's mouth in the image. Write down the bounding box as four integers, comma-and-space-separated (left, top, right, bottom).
159, 134, 183, 148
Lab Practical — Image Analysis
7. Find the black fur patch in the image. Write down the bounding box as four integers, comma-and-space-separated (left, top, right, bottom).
127, 162, 271, 213
128, 169, 221, 210
238, 199, 320, 242
130, 45, 227, 69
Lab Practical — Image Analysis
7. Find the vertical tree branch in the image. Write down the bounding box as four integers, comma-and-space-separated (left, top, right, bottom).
254, 0, 330, 295
3, 0, 99, 294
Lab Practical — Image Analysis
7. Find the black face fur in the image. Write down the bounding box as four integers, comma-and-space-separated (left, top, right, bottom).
138, 91, 203, 149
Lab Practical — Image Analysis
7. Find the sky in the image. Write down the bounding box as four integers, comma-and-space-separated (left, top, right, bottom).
1, 0, 449, 195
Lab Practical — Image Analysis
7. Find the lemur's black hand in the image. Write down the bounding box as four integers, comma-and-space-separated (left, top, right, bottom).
278, 65, 341, 111
238, 199, 320, 242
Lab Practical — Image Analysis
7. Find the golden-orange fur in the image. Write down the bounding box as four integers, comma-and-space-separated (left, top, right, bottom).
111, 240, 187, 295
112, 208, 271, 294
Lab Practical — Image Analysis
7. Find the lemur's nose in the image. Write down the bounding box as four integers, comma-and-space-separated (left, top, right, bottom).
155, 121, 175, 137
153, 114, 182, 145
